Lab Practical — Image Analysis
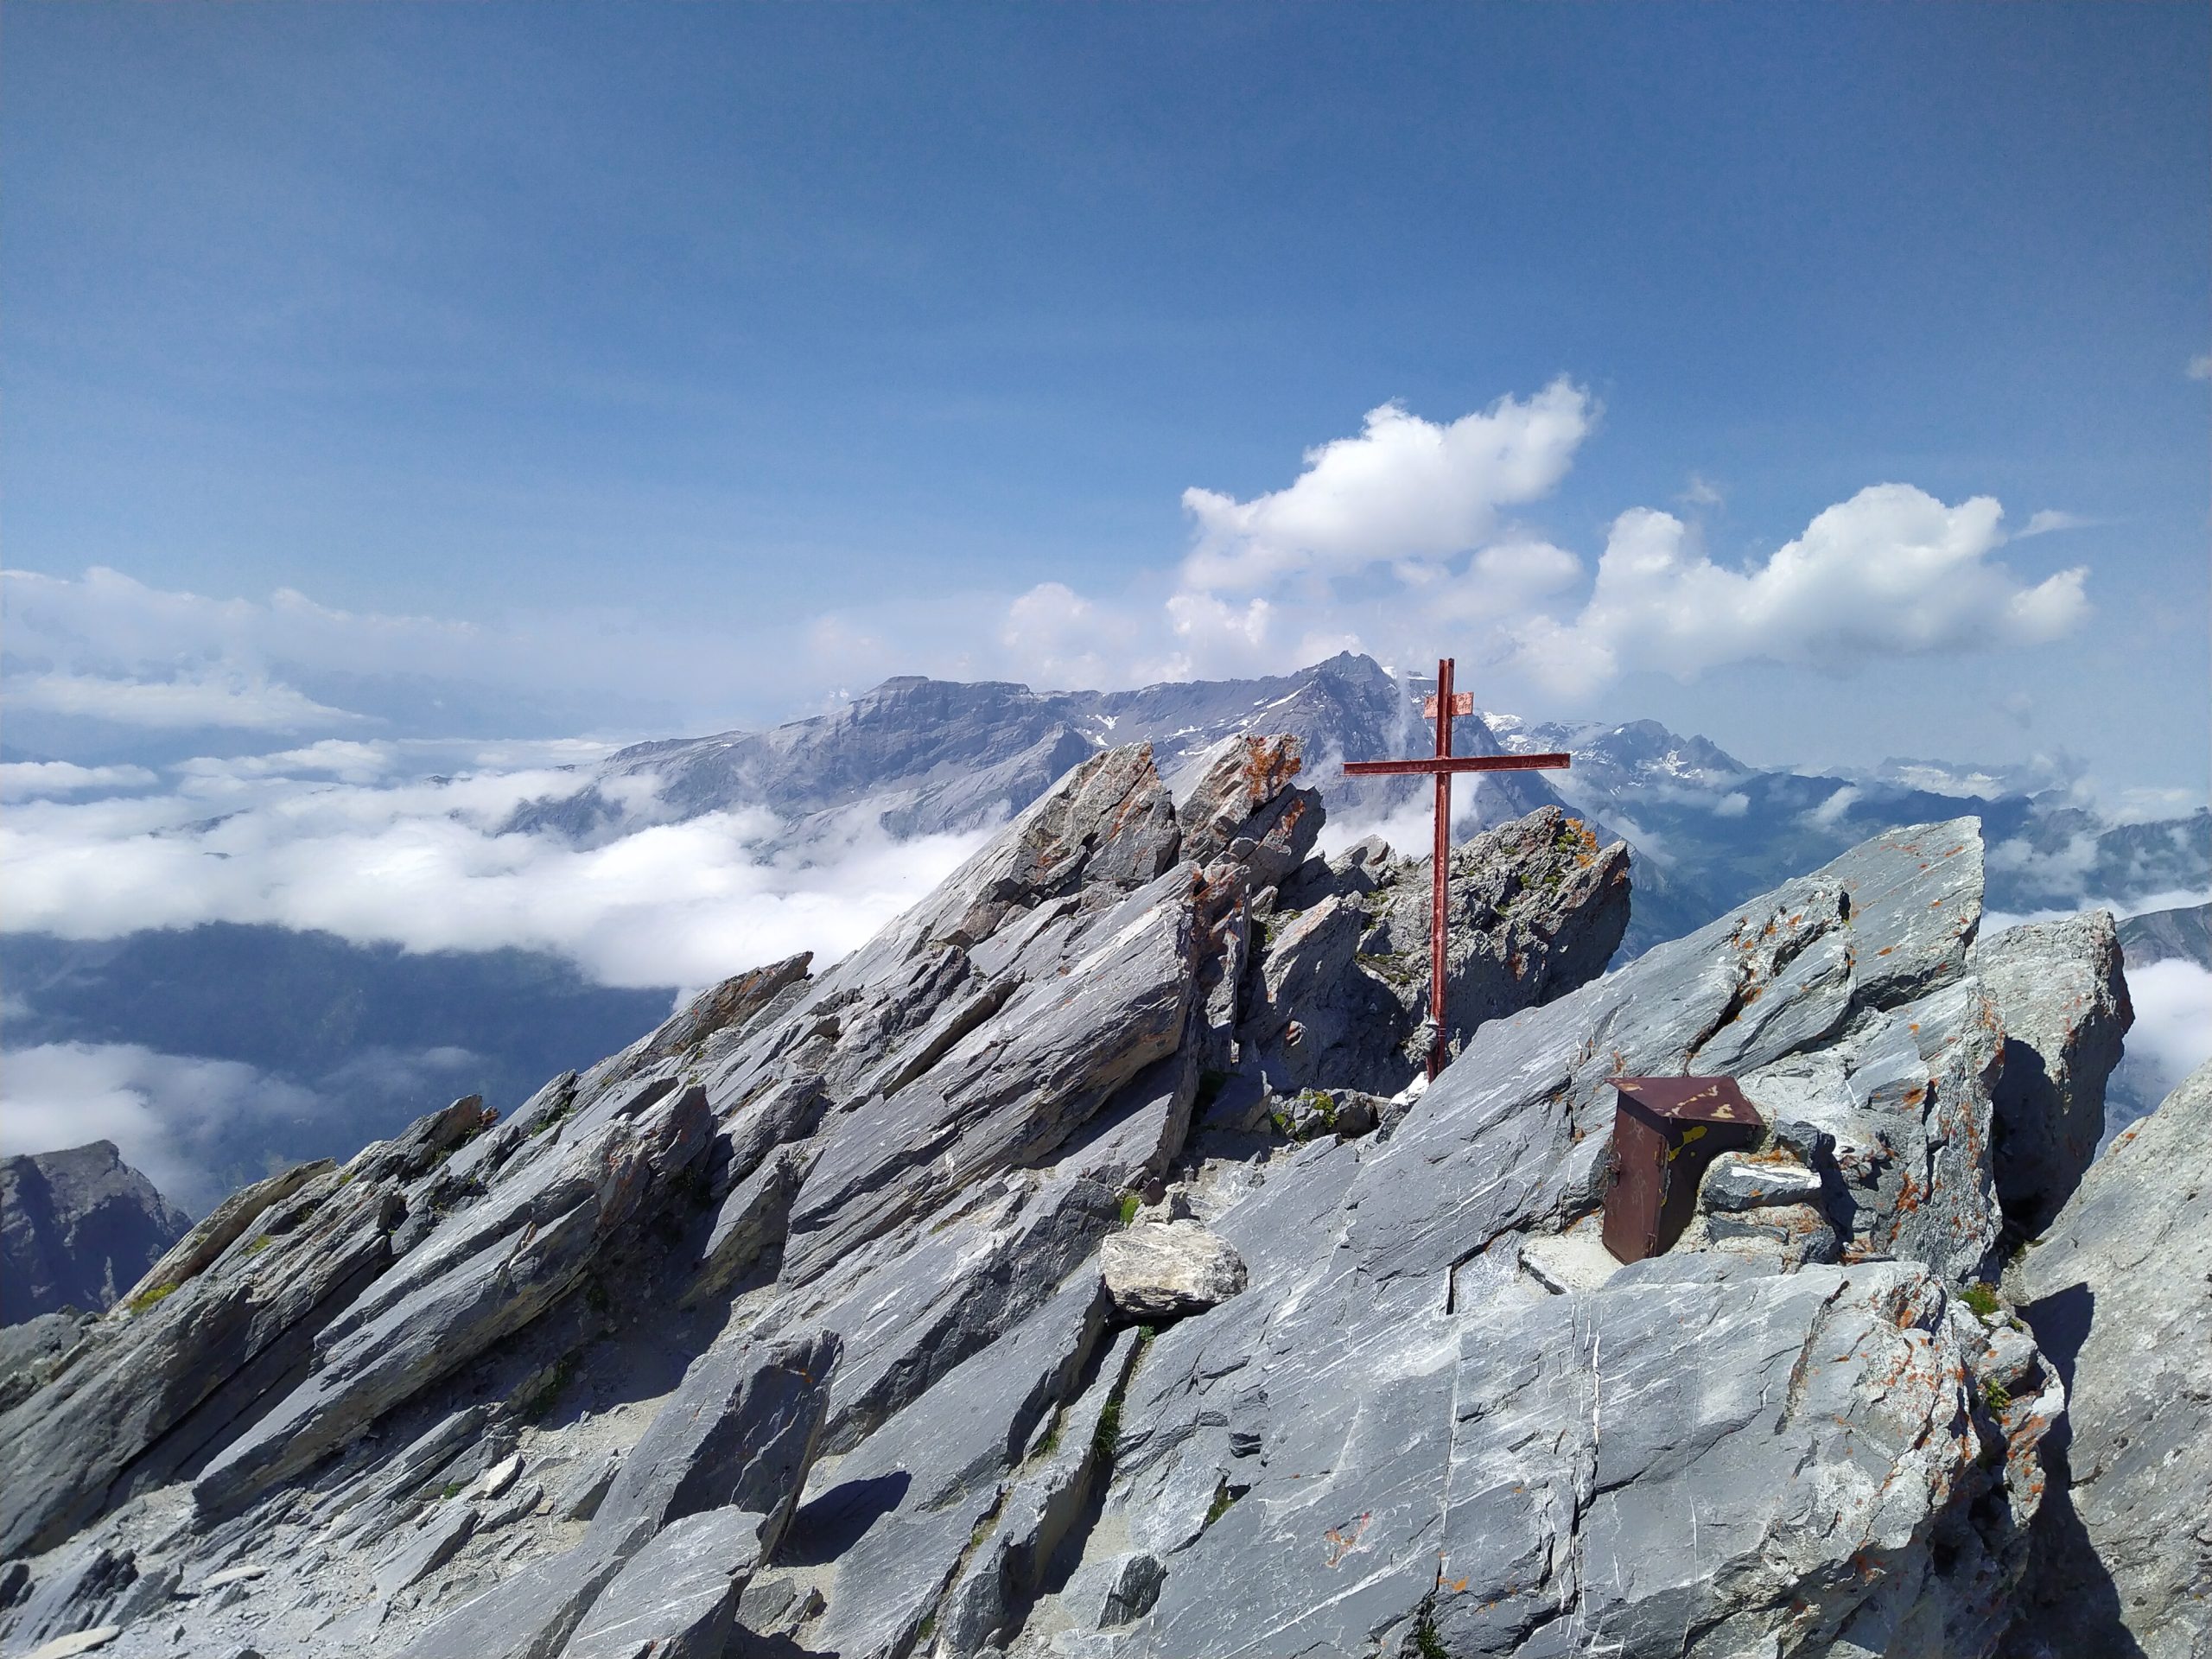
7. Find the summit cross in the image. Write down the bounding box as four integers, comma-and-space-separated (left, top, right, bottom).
1341, 657, 1572, 1079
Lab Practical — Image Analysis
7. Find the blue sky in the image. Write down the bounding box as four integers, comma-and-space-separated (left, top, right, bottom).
5, 3, 2207, 791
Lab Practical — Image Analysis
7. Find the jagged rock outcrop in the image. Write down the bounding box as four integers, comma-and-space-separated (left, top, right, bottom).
2004, 1059, 2211, 1659
2, 1145, 190, 1325
0, 744, 2127, 1659
1246, 804, 1630, 1095
1973, 912, 2133, 1236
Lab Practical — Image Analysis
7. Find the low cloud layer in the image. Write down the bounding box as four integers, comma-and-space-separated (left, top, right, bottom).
0, 1041, 318, 1214
2126, 958, 2212, 1094
1, 744, 991, 993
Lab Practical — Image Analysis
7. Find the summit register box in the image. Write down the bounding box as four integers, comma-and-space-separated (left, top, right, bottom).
1600, 1075, 1764, 1264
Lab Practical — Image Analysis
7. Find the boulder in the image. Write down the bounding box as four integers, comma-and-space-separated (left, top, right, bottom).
1100, 1224, 1248, 1320
2005, 1058, 2212, 1659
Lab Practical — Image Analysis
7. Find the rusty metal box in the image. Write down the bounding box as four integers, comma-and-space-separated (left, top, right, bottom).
1600, 1076, 1764, 1263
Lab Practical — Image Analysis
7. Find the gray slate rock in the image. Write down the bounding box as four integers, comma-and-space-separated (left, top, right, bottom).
791, 1277, 1108, 1659
2005, 1059, 2212, 1659
556, 1505, 763, 1659
0, 1311, 92, 1415
374, 1501, 476, 1600
194, 1081, 713, 1516
591, 1329, 839, 1558
1974, 910, 2133, 1236
1253, 807, 1630, 1096
2, 1142, 190, 1325
115, 1159, 334, 1313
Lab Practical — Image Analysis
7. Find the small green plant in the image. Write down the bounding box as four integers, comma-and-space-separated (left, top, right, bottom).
1137, 1324, 1159, 1348
1090, 1393, 1124, 1471
1116, 1192, 1142, 1226
1981, 1377, 2014, 1414
125, 1282, 178, 1314
582, 1274, 613, 1318
439, 1481, 465, 1501
1414, 1610, 1447, 1659
517, 1352, 581, 1423
1960, 1282, 2002, 1319
1205, 1483, 1241, 1526
242, 1235, 274, 1257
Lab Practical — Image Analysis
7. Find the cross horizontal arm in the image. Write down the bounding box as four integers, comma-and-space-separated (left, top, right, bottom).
1340, 752, 1573, 777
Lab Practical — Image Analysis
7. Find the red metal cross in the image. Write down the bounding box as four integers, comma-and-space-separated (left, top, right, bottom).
1341, 657, 1571, 1079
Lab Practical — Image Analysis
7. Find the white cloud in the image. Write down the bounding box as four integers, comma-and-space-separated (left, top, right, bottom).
2188, 353, 2211, 382
1510, 486, 2090, 696
174, 739, 399, 786
1677, 474, 1725, 509
1178, 380, 1595, 594
2123, 958, 2212, 1099
2016, 509, 2092, 538
0, 758, 993, 994
1808, 785, 1862, 829
1000, 582, 1144, 692
1417, 539, 1585, 622
3, 671, 367, 732
0, 760, 159, 797
2, 385, 2105, 739
0, 1042, 317, 1215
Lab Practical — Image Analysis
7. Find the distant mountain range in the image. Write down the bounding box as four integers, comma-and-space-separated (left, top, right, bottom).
504, 651, 2206, 950
6, 652, 2202, 1197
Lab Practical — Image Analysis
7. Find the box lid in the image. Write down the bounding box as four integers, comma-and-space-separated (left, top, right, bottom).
1609, 1075, 1763, 1128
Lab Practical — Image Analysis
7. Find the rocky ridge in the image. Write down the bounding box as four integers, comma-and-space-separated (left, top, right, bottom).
0, 735, 2164, 1659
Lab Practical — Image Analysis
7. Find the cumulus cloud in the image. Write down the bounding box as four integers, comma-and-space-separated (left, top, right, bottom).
1178, 381, 1595, 594
0, 1042, 318, 1214
4, 384, 2103, 731
1509, 486, 2089, 696
0, 760, 159, 797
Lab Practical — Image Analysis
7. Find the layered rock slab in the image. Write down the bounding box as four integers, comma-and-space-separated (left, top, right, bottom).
2005, 1058, 2212, 1659
1972, 910, 2133, 1236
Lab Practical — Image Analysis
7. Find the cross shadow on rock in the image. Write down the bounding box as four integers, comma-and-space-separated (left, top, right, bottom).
2000, 1280, 2146, 1659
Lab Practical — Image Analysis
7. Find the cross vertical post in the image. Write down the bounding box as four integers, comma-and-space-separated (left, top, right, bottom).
1341, 656, 1573, 1079
1427, 657, 1455, 1077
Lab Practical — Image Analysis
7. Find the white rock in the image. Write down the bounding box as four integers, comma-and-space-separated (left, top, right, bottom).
474, 1451, 524, 1500
1100, 1223, 1246, 1319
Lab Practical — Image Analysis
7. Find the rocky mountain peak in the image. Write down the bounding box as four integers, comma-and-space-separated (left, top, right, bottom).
1, 1143, 190, 1325
0, 737, 2173, 1659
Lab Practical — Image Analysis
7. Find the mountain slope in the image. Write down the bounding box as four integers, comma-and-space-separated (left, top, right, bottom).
0, 737, 2148, 1659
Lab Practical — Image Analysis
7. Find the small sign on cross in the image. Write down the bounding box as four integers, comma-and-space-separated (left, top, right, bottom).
1342, 658, 1571, 1078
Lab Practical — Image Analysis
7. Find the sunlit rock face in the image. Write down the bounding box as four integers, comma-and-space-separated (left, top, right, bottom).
0, 741, 2129, 1659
